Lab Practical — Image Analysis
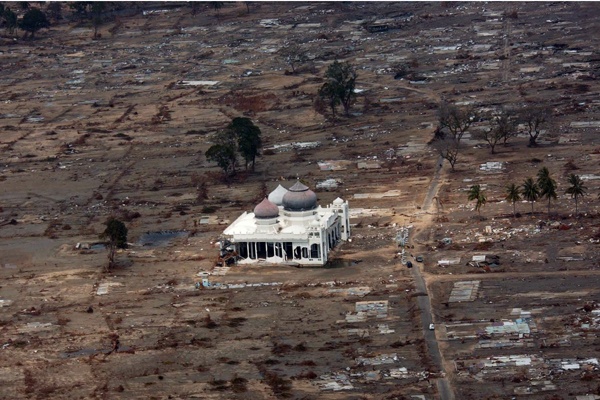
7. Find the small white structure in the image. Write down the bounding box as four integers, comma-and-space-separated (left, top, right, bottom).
221, 181, 350, 266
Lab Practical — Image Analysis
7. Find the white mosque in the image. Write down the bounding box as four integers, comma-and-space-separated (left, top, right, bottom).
221, 181, 350, 266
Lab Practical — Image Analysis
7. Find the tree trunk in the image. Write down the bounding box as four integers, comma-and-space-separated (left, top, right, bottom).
513, 202, 516, 217
107, 244, 115, 271
528, 135, 537, 147
575, 197, 578, 215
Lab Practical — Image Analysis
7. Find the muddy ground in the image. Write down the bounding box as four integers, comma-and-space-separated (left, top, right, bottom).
1, 2, 600, 399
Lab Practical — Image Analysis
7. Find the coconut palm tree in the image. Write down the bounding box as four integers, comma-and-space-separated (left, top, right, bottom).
505, 183, 521, 217
537, 167, 557, 214
521, 177, 539, 215
565, 174, 587, 215
467, 184, 487, 219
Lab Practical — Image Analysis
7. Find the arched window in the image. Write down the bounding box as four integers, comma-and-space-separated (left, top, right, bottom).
311, 244, 320, 258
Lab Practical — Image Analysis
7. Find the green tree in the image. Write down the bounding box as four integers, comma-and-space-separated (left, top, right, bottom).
318, 81, 340, 119
521, 177, 540, 215
3, 8, 18, 35
537, 167, 557, 214
467, 184, 487, 219
100, 217, 128, 270
319, 60, 357, 117
505, 183, 521, 217
565, 174, 587, 215
205, 143, 237, 179
227, 117, 262, 171
18, 8, 49, 38
438, 101, 478, 143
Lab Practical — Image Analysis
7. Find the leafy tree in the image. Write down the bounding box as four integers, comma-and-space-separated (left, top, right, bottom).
279, 43, 308, 74
19, 2, 30, 11
565, 174, 587, 215
227, 117, 262, 171
467, 184, 487, 219
18, 7, 49, 38
100, 217, 128, 270
205, 143, 237, 179
0, 4, 4, 15
505, 183, 521, 217
537, 167, 557, 214
318, 81, 340, 119
438, 101, 478, 143
318, 60, 357, 117
520, 105, 549, 147
521, 177, 539, 215
3, 7, 18, 35
432, 137, 460, 171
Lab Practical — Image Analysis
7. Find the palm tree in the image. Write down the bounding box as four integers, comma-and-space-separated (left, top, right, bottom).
537, 167, 557, 214
505, 183, 521, 217
565, 174, 587, 215
521, 177, 539, 215
467, 184, 487, 219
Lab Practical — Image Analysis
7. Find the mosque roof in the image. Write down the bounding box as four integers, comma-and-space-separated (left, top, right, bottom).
268, 184, 289, 206
282, 180, 317, 211
253, 198, 280, 219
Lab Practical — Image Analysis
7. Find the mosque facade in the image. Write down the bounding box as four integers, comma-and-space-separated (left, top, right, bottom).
221, 181, 350, 266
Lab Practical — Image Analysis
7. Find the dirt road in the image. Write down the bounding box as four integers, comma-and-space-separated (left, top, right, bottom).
409, 157, 455, 400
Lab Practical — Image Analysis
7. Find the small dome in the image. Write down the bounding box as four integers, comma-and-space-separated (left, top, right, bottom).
282, 181, 317, 211
253, 198, 280, 219
268, 184, 289, 206
333, 197, 344, 205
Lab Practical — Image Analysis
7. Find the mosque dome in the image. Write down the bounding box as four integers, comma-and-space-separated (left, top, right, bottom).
282, 181, 317, 211
268, 184, 289, 206
333, 197, 344, 205
253, 198, 280, 219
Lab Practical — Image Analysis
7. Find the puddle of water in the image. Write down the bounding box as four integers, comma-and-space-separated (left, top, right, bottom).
137, 230, 188, 247
90, 243, 106, 250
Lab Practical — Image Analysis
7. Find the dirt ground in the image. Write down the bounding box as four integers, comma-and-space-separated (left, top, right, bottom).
1, 2, 600, 399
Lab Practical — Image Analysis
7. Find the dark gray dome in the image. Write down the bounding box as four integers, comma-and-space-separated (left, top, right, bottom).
254, 198, 279, 219
282, 181, 317, 211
